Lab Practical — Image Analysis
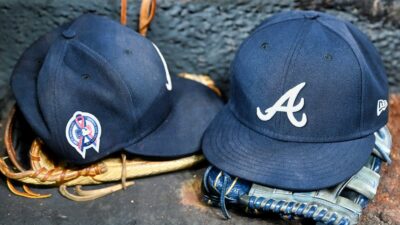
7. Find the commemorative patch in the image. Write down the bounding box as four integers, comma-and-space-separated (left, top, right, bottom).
65, 111, 102, 159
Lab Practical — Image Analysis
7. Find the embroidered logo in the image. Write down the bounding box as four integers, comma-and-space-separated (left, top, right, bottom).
377, 99, 388, 116
257, 82, 307, 128
152, 43, 172, 91
65, 111, 102, 159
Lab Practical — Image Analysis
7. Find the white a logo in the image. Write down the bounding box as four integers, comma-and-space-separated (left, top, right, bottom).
377, 99, 387, 116
256, 82, 307, 128
152, 43, 173, 91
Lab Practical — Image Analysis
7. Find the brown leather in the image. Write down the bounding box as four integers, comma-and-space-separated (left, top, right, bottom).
121, 153, 127, 190
59, 182, 134, 201
1, 107, 107, 184
0, 105, 204, 201
1, 72, 220, 185
6, 179, 51, 198
139, 0, 156, 36
0, 73, 220, 201
120, 0, 156, 35
22, 184, 51, 198
4, 107, 25, 171
120, 0, 127, 25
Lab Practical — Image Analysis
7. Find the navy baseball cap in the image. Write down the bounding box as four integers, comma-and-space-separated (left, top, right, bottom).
11, 14, 223, 164
202, 11, 388, 191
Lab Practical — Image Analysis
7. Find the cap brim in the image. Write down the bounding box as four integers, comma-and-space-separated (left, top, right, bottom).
125, 77, 223, 157
202, 107, 375, 191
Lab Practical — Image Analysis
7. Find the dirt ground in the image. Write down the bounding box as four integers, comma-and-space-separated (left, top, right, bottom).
360, 95, 400, 225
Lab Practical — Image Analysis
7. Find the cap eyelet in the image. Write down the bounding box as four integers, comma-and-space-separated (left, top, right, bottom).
260, 42, 269, 50
81, 74, 90, 80
124, 49, 133, 55
324, 53, 333, 61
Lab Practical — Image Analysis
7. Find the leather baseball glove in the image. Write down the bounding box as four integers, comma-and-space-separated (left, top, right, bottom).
0, 0, 223, 201
0, 73, 220, 201
202, 126, 392, 225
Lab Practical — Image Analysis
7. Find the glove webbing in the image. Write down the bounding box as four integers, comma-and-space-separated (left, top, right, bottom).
243, 195, 347, 225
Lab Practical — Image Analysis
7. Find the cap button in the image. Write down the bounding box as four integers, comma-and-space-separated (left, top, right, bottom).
62, 29, 76, 39
304, 13, 320, 20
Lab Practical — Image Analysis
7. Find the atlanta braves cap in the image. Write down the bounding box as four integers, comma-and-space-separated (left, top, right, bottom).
202, 10, 388, 191
11, 14, 223, 164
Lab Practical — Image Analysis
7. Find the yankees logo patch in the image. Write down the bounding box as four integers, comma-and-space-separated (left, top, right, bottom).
152, 43, 173, 91
377, 99, 387, 116
257, 82, 307, 128
65, 111, 102, 159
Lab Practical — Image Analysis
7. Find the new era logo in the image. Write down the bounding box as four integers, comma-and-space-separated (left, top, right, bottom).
377, 99, 388, 116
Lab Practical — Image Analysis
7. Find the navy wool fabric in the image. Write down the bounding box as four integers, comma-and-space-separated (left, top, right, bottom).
11, 14, 223, 165
203, 11, 388, 191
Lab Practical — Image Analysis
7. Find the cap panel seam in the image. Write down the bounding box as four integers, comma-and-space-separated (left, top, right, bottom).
113, 89, 173, 152
231, 17, 309, 132
317, 20, 364, 135
70, 40, 138, 124
128, 87, 173, 143
230, 17, 309, 87
51, 42, 69, 154
65, 40, 172, 155
276, 19, 309, 130
232, 17, 308, 73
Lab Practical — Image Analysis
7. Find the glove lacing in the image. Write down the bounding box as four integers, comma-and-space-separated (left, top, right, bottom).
203, 167, 236, 219
219, 171, 232, 219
